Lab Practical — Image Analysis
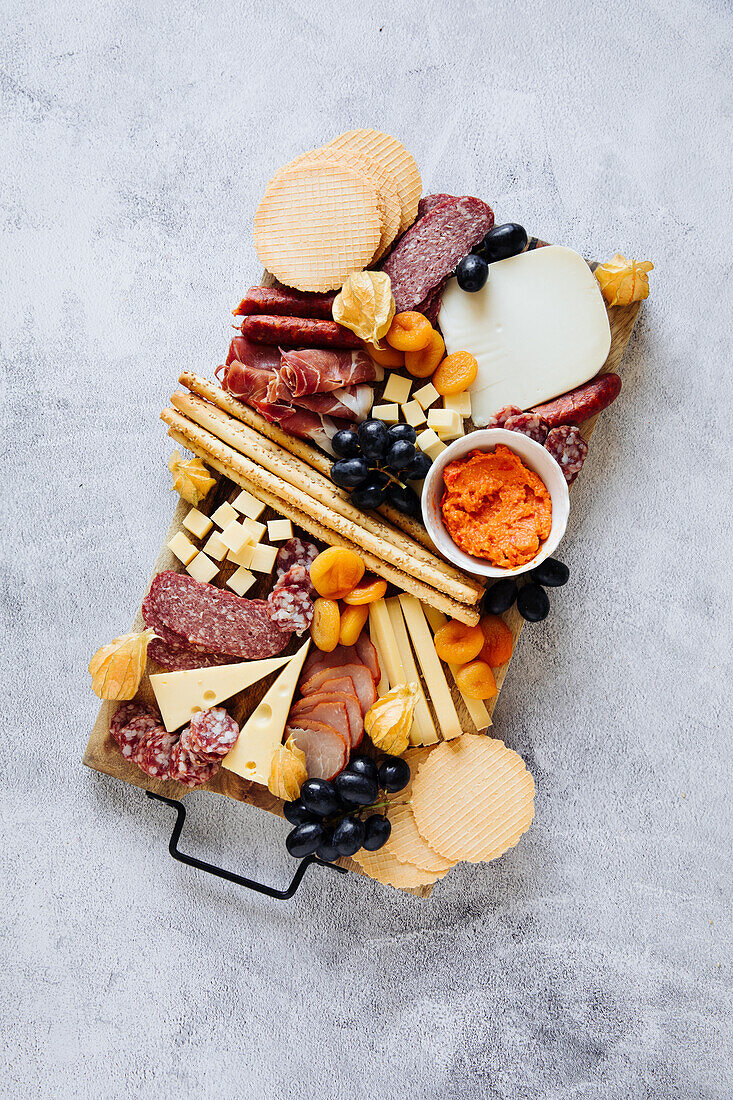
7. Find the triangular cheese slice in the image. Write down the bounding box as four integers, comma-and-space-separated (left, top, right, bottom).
150, 654, 293, 732
222, 639, 311, 786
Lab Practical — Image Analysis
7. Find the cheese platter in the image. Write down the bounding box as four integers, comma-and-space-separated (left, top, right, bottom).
84, 130, 651, 898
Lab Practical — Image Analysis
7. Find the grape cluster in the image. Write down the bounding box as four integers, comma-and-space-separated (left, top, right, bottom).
330, 420, 433, 516
283, 754, 411, 861
483, 557, 570, 623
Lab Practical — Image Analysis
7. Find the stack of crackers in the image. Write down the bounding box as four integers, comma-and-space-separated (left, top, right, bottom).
352, 737, 536, 889
254, 129, 422, 293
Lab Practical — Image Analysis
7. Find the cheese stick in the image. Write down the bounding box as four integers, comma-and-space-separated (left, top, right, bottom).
169, 392, 483, 607
164, 418, 481, 625
397, 594, 462, 740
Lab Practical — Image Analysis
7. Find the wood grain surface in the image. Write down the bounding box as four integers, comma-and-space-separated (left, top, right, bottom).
83, 247, 641, 898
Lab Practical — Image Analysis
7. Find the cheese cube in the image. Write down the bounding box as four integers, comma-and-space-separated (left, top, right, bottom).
416, 428, 441, 454
227, 566, 256, 597
249, 543, 279, 574
228, 542, 255, 568
267, 518, 293, 542
242, 516, 266, 544
203, 531, 229, 562
428, 408, 463, 439
220, 520, 254, 555
232, 488, 266, 520
167, 531, 198, 566
382, 374, 412, 404
182, 507, 213, 540
186, 552, 219, 584
211, 501, 238, 530
402, 400, 426, 428
372, 403, 400, 424
425, 439, 447, 460
443, 391, 471, 418
413, 383, 440, 410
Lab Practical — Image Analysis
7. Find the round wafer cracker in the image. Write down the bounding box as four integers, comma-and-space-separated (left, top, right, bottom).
384, 748, 455, 873
351, 843, 450, 889
411, 735, 535, 864
288, 146, 401, 262
326, 129, 422, 234
254, 161, 381, 292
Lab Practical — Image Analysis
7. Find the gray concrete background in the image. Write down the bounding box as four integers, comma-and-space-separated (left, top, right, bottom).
2, 1, 731, 1097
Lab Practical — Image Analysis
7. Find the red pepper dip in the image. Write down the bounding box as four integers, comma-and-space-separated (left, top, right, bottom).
441, 445, 552, 568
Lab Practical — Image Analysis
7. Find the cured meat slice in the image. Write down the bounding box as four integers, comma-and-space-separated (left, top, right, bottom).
417, 280, 447, 326
145, 571, 291, 660
291, 691, 363, 748
544, 425, 589, 484
276, 539, 319, 580
486, 405, 522, 429
380, 196, 495, 312
287, 724, 349, 780
233, 286, 337, 319
133, 726, 178, 779
354, 635, 380, 682
417, 193, 457, 219
531, 373, 622, 428
279, 349, 381, 396
147, 638, 233, 672
181, 708, 239, 760
503, 412, 549, 444
241, 315, 363, 350
168, 741, 221, 789
300, 662, 377, 715
111, 705, 160, 759
289, 700, 351, 747
266, 372, 372, 422
266, 583, 314, 635
224, 335, 281, 371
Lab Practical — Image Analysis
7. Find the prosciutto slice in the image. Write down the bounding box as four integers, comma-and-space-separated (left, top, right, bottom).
280, 349, 382, 396
266, 372, 372, 422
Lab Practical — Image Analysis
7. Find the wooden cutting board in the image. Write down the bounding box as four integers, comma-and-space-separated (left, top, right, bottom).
83, 246, 642, 898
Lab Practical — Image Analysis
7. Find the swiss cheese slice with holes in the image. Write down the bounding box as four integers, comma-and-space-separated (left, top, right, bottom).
150, 655, 293, 733
326, 129, 422, 234
254, 161, 381, 292
411, 735, 535, 864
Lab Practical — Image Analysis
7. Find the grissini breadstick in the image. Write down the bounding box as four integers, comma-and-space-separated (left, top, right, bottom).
177, 371, 438, 552
164, 416, 481, 626
170, 391, 483, 607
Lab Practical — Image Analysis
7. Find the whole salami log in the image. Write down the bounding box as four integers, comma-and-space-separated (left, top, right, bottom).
531, 374, 622, 428
544, 425, 589, 484
233, 286, 337, 319
145, 571, 292, 659
240, 315, 363, 350
380, 196, 495, 312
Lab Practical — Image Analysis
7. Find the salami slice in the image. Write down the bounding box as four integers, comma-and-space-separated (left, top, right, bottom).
417, 279, 447, 326
133, 726, 178, 779
111, 703, 161, 759
275, 538, 319, 579
147, 637, 233, 672
144, 571, 291, 659
486, 405, 522, 429
180, 708, 239, 760
503, 412, 549, 444
417, 193, 457, 219
267, 583, 314, 635
544, 425, 589, 484
275, 563, 316, 596
168, 741, 221, 789
380, 196, 495, 312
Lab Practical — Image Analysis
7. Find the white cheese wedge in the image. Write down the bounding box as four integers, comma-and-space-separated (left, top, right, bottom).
203, 531, 229, 562
398, 595, 462, 740
222, 639, 311, 785
150, 653, 292, 732
438, 245, 611, 425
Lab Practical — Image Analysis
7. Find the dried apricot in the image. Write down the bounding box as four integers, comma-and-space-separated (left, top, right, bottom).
366, 343, 405, 368
455, 660, 497, 700
385, 311, 433, 352
341, 575, 388, 605
433, 350, 478, 395
310, 546, 365, 599
433, 619, 485, 665
479, 614, 514, 668
404, 329, 445, 379
338, 603, 369, 646
310, 598, 340, 652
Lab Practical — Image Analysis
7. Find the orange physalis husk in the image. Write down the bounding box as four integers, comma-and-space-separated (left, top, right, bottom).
332, 271, 395, 347
168, 450, 216, 505
268, 736, 308, 800
364, 683, 419, 755
595, 253, 654, 306
89, 628, 156, 700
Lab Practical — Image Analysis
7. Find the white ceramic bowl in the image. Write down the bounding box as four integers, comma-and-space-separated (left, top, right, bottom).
421, 428, 570, 579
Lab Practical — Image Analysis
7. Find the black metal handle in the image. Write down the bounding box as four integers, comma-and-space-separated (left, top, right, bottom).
147, 791, 348, 899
